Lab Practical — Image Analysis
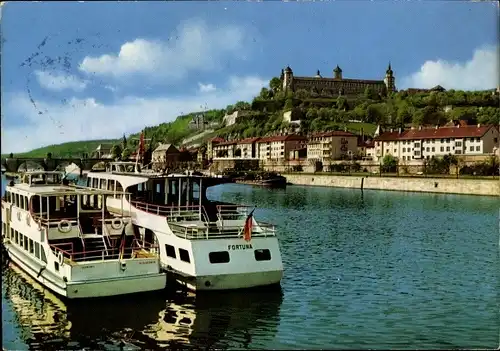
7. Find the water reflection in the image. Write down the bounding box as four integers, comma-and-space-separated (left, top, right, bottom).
2, 264, 283, 350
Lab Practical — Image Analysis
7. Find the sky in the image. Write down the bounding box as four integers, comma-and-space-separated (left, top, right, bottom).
1, 1, 499, 153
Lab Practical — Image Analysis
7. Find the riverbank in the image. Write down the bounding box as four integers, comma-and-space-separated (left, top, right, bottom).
284, 173, 500, 197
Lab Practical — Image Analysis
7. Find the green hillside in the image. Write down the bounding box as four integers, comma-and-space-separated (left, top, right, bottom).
5, 76, 499, 159
3, 139, 119, 159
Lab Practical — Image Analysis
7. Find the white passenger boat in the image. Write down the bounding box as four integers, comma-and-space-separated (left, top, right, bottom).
85, 161, 284, 291
1, 171, 167, 299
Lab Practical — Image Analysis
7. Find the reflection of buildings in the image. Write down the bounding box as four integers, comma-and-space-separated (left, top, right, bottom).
3, 265, 71, 348
4, 265, 283, 350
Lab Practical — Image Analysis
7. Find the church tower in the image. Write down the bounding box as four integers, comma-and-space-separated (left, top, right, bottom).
283, 66, 293, 91
333, 65, 342, 80
384, 62, 396, 92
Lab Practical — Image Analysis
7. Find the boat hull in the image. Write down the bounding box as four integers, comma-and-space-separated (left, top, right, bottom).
235, 177, 287, 188
172, 269, 283, 291
5, 243, 167, 299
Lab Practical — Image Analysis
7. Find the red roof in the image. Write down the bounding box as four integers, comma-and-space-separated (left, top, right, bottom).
216, 140, 237, 146
374, 130, 406, 141
258, 134, 308, 143
237, 137, 261, 144
311, 131, 356, 138
374, 125, 494, 141
399, 125, 492, 140
211, 137, 225, 143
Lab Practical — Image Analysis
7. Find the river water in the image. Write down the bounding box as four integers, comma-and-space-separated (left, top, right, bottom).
2, 175, 499, 349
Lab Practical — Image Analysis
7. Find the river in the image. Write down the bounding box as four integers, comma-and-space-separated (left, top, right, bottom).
2, 176, 498, 349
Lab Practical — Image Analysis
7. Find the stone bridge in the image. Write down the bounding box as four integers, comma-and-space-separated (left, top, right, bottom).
1, 157, 108, 174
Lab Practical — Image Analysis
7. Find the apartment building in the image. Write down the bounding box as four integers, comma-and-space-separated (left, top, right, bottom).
307, 131, 358, 162
373, 124, 499, 162
257, 135, 308, 161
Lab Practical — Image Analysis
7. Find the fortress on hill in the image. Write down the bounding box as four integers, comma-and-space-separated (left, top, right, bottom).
280, 63, 396, 97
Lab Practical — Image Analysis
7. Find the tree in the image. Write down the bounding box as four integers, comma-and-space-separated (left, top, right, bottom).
121, 134, 127, 150
110, 145, 122, 160
269, 77, 281, 93
259, 87, 271, 100
121, 148, 131, 161
381, 154, 398, 173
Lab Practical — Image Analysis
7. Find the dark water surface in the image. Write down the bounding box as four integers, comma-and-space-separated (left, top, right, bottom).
2, 176, 499, 349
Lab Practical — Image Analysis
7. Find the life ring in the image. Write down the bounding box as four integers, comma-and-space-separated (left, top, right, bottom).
17, 212, 21, 221
57, 251, 64, 265
58, 220, 72, 233
111, 218, 124, 230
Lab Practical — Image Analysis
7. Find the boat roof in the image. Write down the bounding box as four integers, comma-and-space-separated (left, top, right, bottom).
89, 169, 233, 188
7, 183, 127, 196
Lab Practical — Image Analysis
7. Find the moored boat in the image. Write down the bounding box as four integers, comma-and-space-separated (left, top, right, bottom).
84, 161, 284, 291
1, 171, 167, 299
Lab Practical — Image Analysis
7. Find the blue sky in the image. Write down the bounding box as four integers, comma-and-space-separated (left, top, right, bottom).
1, 1, 498, 153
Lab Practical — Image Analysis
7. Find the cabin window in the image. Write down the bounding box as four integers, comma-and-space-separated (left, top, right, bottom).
14, 230, 18, 244
15, 194, 20, 207
92, 178, 99, 188
54, 262, 59, 271
165, 244, 176, 258
107, 180, 115, 191
40, 247, 47, 263
24, 196, 28, 210
179, 248, 190, 263
6, 191, 11, 202
192, 181, 200, 203
209, 251, 230, 264
254, 249, 271, 261
100, 179, 107, 190
34, 242, 40, 259
23, 235, 29, 251
29, 239, 34, 254
115, 181, 123, 199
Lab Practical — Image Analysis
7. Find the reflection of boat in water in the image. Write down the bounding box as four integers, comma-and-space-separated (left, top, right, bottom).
3, 264, 283, 350
144, 288, 284, 349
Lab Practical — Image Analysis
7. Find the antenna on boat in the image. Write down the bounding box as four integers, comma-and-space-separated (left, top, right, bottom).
131, 130, 151, 173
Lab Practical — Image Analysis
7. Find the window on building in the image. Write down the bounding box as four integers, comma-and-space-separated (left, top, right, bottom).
446, 146, 450, 151
470, 146, 474, 151
432, 147, 435, 152
440, 147, 444, 152
456, 141, 462, 147
476, 146, 480, 151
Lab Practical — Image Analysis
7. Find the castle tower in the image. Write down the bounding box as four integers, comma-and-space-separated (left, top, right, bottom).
384, 62, 396, 92
333, 65, 342, 79
283, 66, 293, 91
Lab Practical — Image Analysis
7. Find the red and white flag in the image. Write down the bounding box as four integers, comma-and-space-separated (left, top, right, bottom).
243, 208, 255, 242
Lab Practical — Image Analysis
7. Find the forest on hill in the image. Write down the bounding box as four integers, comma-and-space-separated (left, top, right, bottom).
7, 75, 499, 159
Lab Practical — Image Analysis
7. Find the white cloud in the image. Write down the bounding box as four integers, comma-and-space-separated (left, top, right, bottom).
79, 19, 248, 82
198, 83, 217, 93
34, 70, 88, 92
400, 45, 499, 91
1, 75, 268, 153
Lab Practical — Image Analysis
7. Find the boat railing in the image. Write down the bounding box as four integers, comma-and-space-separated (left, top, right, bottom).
49, 239, 160, 262
168, 220, 276, 240
131, 201, 209, 222
34, 216, 79, 229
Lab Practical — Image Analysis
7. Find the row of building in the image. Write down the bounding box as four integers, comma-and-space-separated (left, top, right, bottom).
208, 122, 499, 165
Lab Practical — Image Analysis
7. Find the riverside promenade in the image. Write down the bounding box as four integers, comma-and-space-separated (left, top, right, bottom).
284, 173, 500, 197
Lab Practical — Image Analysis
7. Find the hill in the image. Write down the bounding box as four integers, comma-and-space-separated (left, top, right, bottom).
2, 139, 119, 158
6, 78, 499, 158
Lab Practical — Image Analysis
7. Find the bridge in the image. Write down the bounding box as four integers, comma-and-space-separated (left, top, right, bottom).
1, 156, 108, 174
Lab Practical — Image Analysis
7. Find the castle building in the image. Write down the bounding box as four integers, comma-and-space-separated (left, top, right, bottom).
280, 63, 396, 97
